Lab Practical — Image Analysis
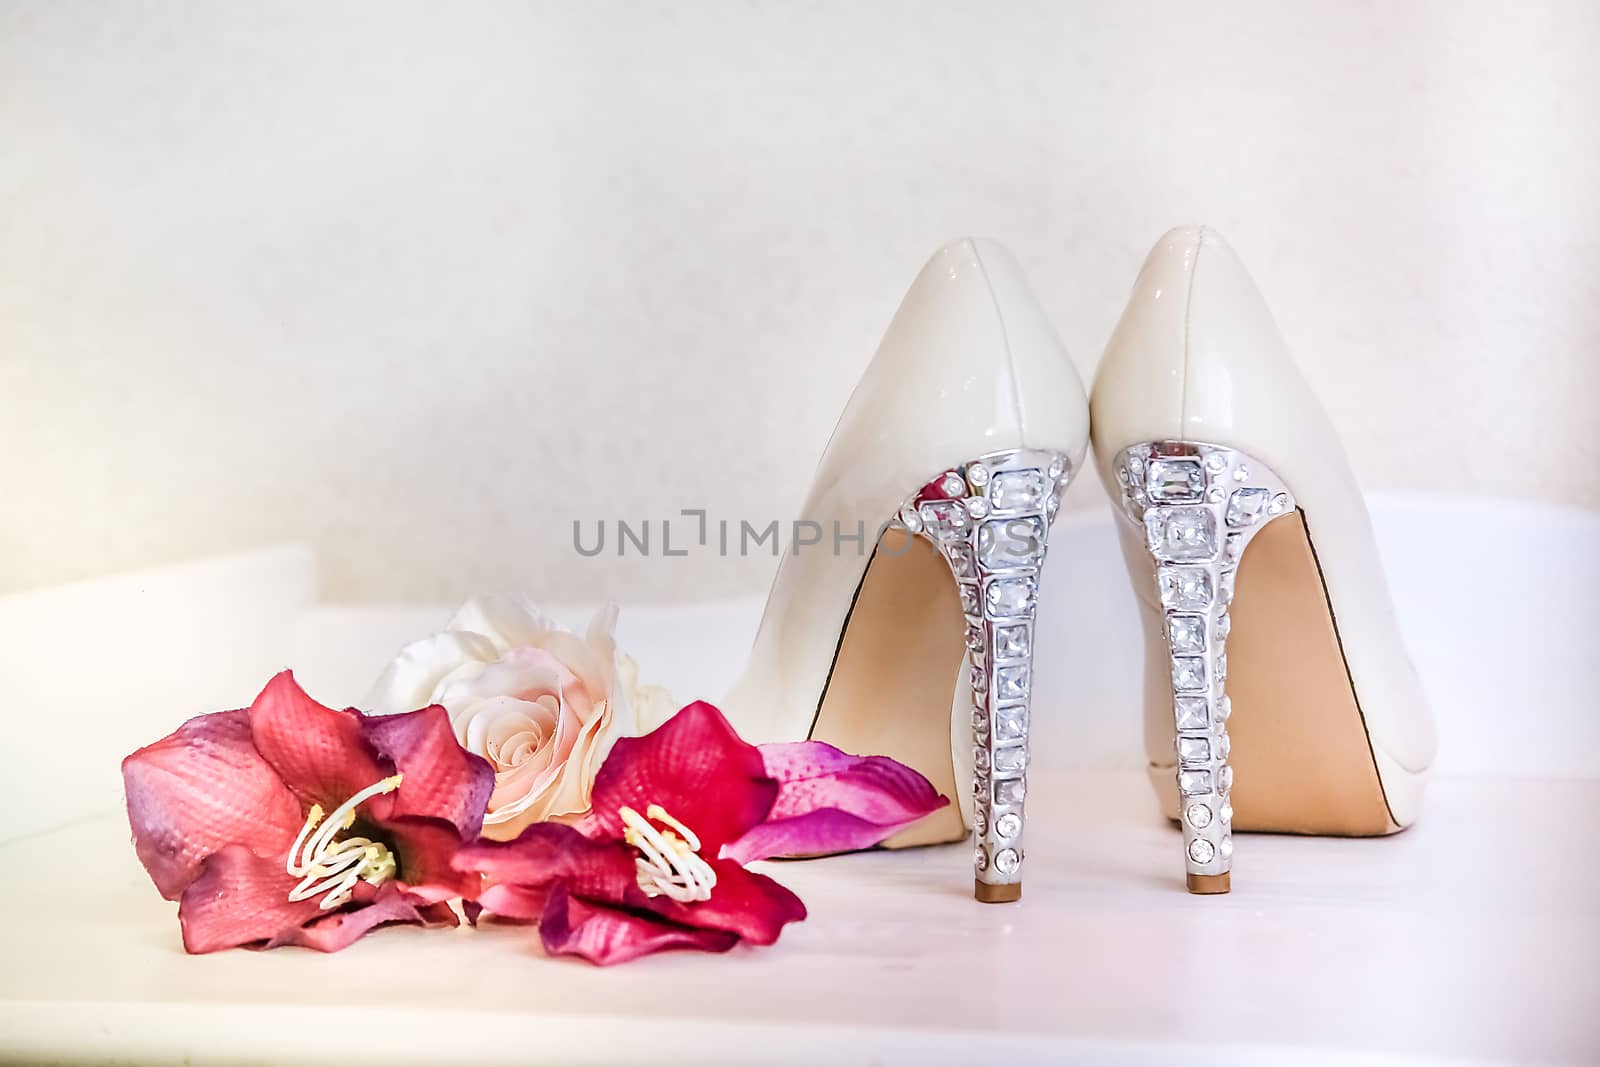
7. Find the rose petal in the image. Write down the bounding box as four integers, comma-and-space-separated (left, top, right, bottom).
364, 630, 499, 715
177, 845, 452, 953
248, 672, 390, 811
465, 695, 554, 759
486, 763, 559, 830
617, 654, 675, 734
722, 741, 950, 864
438, 651, 571, 718
538, 886, 738, 965
584, 602, 621, 650
564, 699, 620, 794
490, 695, 604, 829
122, 708, 304, 899
578, 702, 775, 853
474, 695, 592, 837
530, 630, 609, 708
445, 594, 556, 653
360, 706, 494, 839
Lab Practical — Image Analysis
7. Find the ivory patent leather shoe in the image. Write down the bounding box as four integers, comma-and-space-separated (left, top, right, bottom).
724, 238, 1090, 902
1091, 225, 1438, 893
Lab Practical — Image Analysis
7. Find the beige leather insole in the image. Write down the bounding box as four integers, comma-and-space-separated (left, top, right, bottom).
809, 528, 969, 848
1222, 510, 1398, 835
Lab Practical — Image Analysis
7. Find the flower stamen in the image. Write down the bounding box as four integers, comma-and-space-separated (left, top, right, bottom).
286, 774, 403, 909
620, 803, 716, 904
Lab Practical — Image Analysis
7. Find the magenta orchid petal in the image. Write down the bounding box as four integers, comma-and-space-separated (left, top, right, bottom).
477, 882, 555, 922
122, 708, 305, 899
465, 827, 804, 948
282, 893, 459, 953
177, 845, 456, 954
463, 704, 812, 964
723, 809, 909, 865
125, 672, 489, 953
644, 859, 806, 945
456, 823, 641, 902
722, 740, 950, 864
380, 815, 489, 903
247, 671, 391, 811
578, 701, 775, 853
360, 706, 495, 838
354, 707, 497, 903
177, 845, 342, 953
454, 823, 584, 886
538, 887, 739, 965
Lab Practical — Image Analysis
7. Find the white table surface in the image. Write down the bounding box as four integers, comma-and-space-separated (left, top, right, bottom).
2, 497, 1596, 1064
2, 772, 1592, 1065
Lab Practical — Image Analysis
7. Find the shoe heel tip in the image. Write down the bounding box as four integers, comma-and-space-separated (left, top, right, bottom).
975, 881, 1022, 903
1186, 872, 1231, 894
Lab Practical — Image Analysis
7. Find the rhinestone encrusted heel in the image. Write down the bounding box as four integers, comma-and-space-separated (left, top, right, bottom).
888, 447, 1072, 903
1113, 440, 1295, 894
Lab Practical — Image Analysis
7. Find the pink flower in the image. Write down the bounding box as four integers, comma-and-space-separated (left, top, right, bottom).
455, 702, 947, 965
122, 672, 493, 953
723, 741, 952, 865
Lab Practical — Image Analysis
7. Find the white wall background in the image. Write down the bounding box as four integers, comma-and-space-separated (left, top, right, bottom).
3, 1, 1596, 603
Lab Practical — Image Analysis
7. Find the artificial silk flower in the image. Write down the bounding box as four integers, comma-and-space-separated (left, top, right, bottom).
367, 596, 667, 839
723, 741, 948, 864
454, 701, 947, 965
122, 672, 493, 953
617, 651, 679, 734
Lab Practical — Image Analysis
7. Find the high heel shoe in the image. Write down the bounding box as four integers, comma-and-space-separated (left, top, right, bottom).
724, 238, 1089, 902
1091, 225, 1438, 893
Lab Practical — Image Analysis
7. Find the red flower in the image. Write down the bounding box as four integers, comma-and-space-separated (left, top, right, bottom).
455, 701, 947, 965
122, 671, 493, 953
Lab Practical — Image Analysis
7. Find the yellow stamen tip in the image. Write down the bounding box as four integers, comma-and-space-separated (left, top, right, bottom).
386, 774, 404, 790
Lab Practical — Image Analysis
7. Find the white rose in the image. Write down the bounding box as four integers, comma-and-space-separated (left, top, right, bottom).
367, 595, 669, 840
